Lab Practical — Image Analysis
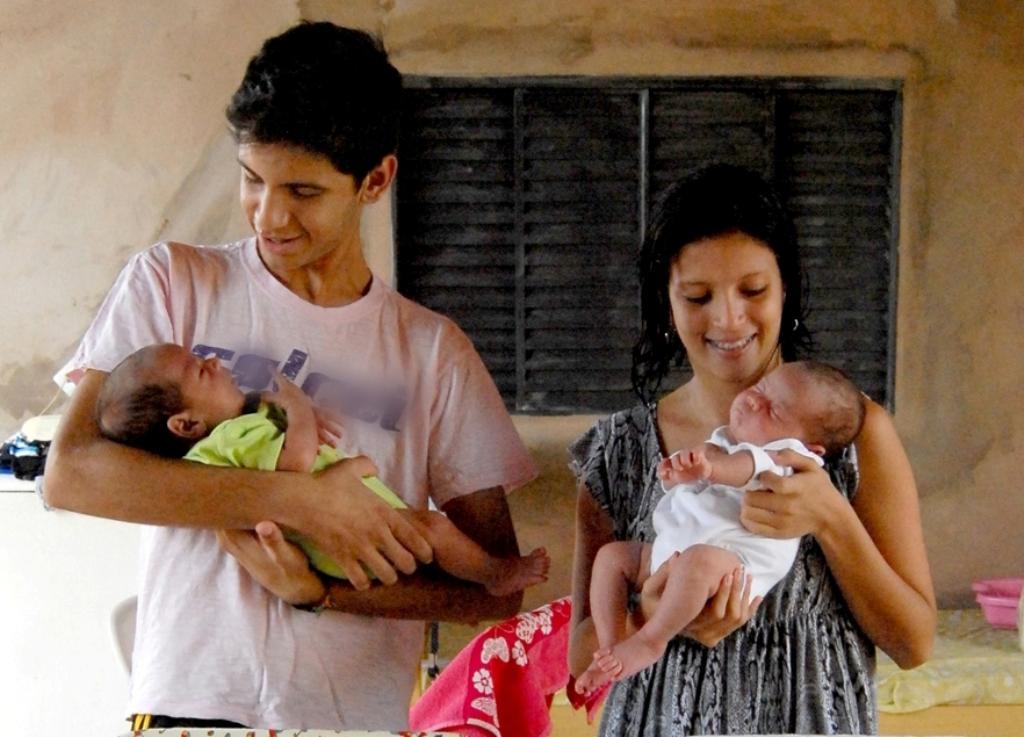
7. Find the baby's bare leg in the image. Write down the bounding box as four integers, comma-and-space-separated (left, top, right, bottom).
575, 541, 650, 695
598, 544, 742, 683
404, 509, 549, 595
590, 541, 650, 648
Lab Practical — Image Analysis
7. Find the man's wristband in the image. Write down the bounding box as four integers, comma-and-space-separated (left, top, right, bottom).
294, 577, 335, 615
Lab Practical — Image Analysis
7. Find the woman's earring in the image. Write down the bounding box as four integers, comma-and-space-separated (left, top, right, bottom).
792, 318, 800, 332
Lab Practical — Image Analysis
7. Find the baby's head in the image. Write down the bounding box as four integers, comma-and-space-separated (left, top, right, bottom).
96, 343, 246, 457
728, 360, 865, 457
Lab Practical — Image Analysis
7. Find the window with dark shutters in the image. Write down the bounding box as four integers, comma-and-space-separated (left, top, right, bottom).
396, 78, 900, 414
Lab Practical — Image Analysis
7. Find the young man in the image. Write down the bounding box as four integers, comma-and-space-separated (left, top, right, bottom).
44, 22, 537, 731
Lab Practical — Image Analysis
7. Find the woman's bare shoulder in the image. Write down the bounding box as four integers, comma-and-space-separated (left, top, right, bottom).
857, 397, 902, 452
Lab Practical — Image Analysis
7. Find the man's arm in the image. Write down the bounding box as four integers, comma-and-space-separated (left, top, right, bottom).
323, 486, 523, 622
220, 486, 525, 623
44, 369, 430, 587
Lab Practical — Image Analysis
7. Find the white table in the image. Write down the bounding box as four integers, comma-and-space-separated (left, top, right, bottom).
0, 478, 139, 736
0, 472, 36, 491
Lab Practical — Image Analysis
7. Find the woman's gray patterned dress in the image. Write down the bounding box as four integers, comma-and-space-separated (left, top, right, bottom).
570, 404, 876, 736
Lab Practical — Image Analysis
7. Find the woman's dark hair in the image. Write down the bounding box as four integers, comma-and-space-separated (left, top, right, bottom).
632, 163, 811, 404
226, 22, 402, 184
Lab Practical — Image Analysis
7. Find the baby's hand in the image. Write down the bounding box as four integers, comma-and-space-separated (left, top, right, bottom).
266, 370, 301, 399
312, 404, 344, 448
266, 369, 321, 472
657, 449, 713, 484
263, 369, 311, 408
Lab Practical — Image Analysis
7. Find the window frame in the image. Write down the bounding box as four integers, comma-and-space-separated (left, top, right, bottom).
395, 76, 902, 414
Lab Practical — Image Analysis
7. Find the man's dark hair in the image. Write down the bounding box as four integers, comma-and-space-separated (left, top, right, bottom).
225, 21, 402, 184
95, 349, 194, 458
793, 360, 866, 456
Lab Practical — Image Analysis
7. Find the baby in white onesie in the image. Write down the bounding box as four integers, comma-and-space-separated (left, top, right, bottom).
576, 360, 865, 695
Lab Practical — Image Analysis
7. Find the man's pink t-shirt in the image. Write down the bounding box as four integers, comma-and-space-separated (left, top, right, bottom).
56, 238, 537, 729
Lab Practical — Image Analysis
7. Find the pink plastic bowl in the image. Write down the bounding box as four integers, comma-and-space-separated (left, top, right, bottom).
972, 577, 1024, 630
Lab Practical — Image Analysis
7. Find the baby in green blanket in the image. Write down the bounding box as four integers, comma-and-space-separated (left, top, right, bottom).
95, 343, 548, 596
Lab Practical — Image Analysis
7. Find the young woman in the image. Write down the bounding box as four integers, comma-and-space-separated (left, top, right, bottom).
568, 164, 936, 735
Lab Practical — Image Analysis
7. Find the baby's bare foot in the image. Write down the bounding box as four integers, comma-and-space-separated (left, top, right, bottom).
575, 648, 620, 696
603, 634, 664, 682
485, 547, 550, 596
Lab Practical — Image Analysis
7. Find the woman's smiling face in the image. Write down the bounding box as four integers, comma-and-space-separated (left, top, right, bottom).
667, 230, 785, 388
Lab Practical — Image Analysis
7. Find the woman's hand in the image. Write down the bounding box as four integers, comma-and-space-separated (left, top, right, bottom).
635, 560, 761, 648
217, 521, 326, 606
741, 449, 842, 540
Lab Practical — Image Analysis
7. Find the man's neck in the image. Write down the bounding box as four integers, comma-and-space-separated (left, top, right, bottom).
277, 264, 373, 306
262, 243, 374, 307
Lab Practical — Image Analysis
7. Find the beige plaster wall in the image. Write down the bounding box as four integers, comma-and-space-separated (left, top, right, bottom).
0, 0, 300, 418
2, 1, 1021, 631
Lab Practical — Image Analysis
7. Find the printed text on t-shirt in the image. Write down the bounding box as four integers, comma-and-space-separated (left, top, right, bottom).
193, 344, 406, 432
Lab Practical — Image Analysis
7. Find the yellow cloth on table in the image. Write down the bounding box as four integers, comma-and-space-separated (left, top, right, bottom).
876, 609, 1024, 713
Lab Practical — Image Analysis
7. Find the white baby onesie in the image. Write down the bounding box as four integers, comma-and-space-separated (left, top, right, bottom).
650, 427, 824, 599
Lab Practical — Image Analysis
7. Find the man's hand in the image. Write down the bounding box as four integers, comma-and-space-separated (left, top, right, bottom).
217, 521, 325, 606
298, 455, 433, 589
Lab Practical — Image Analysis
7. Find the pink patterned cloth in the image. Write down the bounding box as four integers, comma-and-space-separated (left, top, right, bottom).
409, 598, 608, 737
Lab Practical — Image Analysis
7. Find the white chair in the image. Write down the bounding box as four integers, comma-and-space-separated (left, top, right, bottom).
111, 595, 138, 673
